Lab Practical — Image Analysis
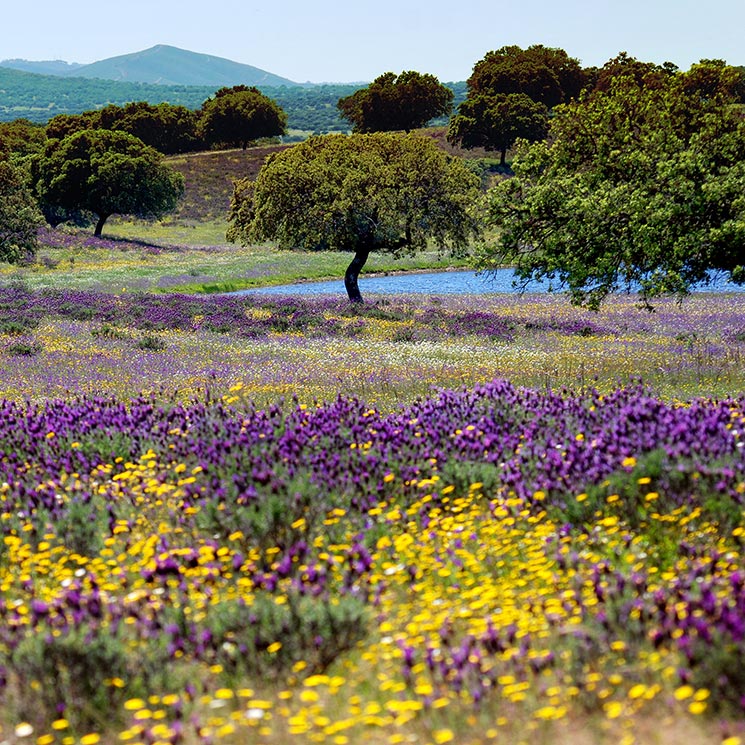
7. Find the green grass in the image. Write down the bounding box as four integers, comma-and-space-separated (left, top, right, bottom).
2, 231, 472, 294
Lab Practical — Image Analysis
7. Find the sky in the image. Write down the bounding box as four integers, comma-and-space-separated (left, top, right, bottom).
3, 0, 744, 83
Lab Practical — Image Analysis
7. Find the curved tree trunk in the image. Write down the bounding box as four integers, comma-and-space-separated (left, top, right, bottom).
344, 248, 370, 303
94, 214, 110, 238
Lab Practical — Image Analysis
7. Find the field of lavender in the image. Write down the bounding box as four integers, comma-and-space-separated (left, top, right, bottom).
1, 255, 745, 744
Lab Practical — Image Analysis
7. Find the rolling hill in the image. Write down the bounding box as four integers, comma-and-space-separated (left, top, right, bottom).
1, 45, 300, 88
0, 65, 361, 131
0, 59, 83, 76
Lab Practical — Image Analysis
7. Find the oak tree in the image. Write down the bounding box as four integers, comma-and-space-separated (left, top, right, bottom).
227, 133, 480, 302
447, 92, 548, 165
479, 72, 745, 308
467, 45, 585, 108
199, 86, 287, 150
337, 71, 454, 133
34, 129, 184, 237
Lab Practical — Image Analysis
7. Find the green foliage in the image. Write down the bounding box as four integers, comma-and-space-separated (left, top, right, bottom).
229, 132, 480, 254
4, 339, 42, 357
227, 132, 480, 301
180, 593, 368, 681
33, 129, 184, 236
199, 86, 287, 150
135, 334, 167, 351
447, 92, 548, 164
47, 101, 203, 154
0, 156, 44, 264
337, 70, 453, 133
556, 447, 744, 534
0, 118, 46, 156
467, 44, 586, 108
49, 497, 108, 556
10, 627, 131, 730
587, 52, 679, 93
480, 72, 745, 307
0, 316, 40, 335
680, 58, 745, 103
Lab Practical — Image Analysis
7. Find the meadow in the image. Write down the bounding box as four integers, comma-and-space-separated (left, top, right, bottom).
0, 193, 744, 744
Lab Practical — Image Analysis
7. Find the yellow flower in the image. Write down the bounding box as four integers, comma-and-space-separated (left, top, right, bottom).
433, 729, 455, 743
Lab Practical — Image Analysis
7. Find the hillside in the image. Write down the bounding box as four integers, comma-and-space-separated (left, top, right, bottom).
0, 66, 360, 132
162, 128, 496, 225
61, 45, 299, 87
0, 66, 215, 122
0, 59, 83, 75
165, 144, 290, 223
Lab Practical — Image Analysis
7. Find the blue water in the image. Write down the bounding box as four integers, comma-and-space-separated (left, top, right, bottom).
231, 269, 745, 296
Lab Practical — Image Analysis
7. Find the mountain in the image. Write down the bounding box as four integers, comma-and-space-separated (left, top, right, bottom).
0, 59, 83, 76
52, 44, 300, 87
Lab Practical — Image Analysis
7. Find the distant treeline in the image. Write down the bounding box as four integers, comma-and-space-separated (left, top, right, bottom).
0, 67, 467, 134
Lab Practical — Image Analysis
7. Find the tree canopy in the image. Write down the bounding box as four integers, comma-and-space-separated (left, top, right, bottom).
227, 132, 480, 302
337, 71, 454, 133
34, 129, 184, 236
46, 102, 202, 154
0, 155, 44, 264
479, 72, 745, 308
199, 86, 287, 150
447, 92, 548, 165
467, 45, 586, 108
448, 45, 581, 162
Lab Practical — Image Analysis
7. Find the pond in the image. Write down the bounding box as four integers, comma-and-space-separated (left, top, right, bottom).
231, 269, 745, 296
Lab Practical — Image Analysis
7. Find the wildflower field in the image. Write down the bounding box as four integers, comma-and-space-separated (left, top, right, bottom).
1, 254, 745, 744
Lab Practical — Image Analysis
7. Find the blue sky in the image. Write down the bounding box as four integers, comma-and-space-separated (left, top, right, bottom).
4, 0, 744, 83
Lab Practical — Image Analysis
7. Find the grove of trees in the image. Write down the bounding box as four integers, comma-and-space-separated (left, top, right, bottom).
33, 129, 184, 237
448, 44, 585, 161
227, 132, 481, 302
2, 45, 744, 308
479, 61, 745, 307
337, 71, 454, 133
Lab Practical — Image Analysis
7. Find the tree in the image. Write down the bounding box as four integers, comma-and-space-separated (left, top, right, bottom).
0, 155, 44, 264
0, 119, 47, 157
227, 133, 480, 302
479, 73, 745, 308
46, 103, 202, 154
680, 59, 745, 104
199, 86, 287, 150
46, 112, 98, 141
94, 102, 202, 154
467, 45, 586, 108
34, 129, 184, 237
588, 52, 678, 93
337, 71, 454, 133
447, 92, 548, 165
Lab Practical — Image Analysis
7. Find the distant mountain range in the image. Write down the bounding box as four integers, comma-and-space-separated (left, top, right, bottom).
0, 44, 302, 88
0, 59, 83, 76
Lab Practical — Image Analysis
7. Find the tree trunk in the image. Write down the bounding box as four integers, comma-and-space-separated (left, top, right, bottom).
344, 248, 370, 303
93, 214, 109, 237
500, 147, 507, 167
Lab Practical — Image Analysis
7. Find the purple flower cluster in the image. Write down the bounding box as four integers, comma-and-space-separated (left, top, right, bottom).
0, 285, 610, 341
2, 381, 743, 528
